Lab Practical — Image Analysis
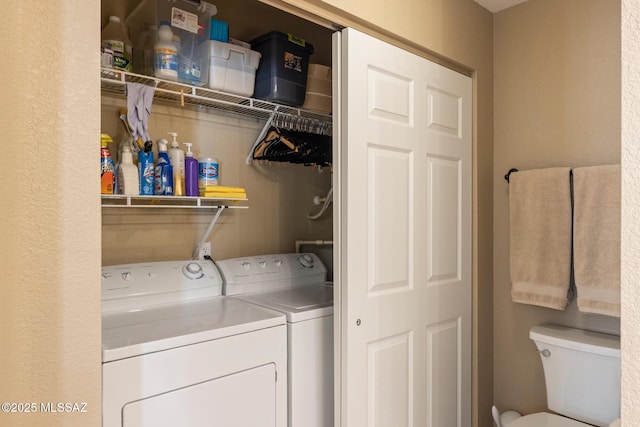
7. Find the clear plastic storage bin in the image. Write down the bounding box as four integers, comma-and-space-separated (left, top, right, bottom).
126, 0, 217, 85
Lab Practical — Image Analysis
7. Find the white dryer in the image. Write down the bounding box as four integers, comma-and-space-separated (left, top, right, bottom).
217, 253, 334, 427
101, 259, 288, 427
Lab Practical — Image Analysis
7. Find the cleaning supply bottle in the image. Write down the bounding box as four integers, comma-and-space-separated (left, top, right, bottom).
116, 143, 139, 195
101, 133, 115, 194
101, 16, 133, 72
167, 132, 185, 196
138, 140, 154, 195
154, 22, 178, 80
184, 142, 199, 197
154, 138, 174, 195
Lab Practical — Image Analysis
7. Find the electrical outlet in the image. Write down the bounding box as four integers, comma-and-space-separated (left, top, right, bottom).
199, 242, 211, 260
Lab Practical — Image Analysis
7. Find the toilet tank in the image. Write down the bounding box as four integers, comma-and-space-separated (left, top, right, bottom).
530, 324, 620, 427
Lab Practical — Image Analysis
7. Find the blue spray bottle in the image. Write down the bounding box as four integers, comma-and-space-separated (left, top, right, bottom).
154, 138, 174, 195
138, 140, 154, 195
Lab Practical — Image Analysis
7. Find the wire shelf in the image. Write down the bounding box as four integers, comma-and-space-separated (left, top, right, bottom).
100, 68, 332, 136
101, 194, 248, 209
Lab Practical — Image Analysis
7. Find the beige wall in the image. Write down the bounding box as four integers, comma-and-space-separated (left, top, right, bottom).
493, 0, 621, 415
621, 0, 640, 422
0, 1, 102, 427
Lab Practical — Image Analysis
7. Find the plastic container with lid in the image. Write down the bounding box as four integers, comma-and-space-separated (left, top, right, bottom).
250, 31, 314, 107
126, 0, 216, 84
101, 16, 133, 71
200, 40, 261, 96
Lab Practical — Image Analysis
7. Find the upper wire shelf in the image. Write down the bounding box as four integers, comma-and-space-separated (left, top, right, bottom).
100, 68, 332, 136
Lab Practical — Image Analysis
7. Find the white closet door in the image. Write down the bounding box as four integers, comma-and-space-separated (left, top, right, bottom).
333, 28, 472, 427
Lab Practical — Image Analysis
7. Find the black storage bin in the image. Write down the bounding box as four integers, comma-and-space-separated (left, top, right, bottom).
250, 31, 314, 107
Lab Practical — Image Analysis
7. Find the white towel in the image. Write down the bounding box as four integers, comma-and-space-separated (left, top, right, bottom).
509, 167, 572, 310
573, 164, 621, 317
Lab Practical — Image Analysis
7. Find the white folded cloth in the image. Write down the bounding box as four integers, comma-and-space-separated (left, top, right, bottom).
573, 164, 621, 317
509, 167, 573, 310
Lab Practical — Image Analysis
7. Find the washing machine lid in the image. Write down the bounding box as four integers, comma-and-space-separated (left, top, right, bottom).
233, 284, 333, 323
102, 297, 286, 363
509, 413, 592, 427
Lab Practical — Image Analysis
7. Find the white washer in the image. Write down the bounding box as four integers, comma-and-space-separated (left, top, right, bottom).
217, 253, 334, 427
101, 259, 288, 427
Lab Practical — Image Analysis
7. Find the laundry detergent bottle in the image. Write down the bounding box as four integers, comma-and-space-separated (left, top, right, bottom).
168, 132, 185, 196
184, 142, 199, 197
154, 138, 174, 195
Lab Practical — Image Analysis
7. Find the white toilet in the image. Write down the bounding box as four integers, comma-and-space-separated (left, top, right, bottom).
503, 324, 620, 427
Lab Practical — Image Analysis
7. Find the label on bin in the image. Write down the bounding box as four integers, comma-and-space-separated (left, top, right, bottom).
171, 7, 199, 34
284, 51, 303, 73
287, 34, 306, 48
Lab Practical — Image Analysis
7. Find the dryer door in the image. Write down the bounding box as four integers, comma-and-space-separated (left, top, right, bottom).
122, 364, 276, 427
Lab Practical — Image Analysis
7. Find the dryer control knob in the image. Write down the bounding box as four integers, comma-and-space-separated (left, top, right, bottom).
241, 262, 251, 270
183, 262, 204, 279
275, 259, 283, 267
298, 254, 314, 268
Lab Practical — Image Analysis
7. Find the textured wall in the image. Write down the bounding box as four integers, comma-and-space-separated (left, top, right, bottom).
0, 1, 101, 426
621, 0, 640, 421
493, 0, 621, 416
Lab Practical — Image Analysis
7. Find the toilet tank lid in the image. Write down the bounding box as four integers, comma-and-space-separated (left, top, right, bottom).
530, 324, 620, 357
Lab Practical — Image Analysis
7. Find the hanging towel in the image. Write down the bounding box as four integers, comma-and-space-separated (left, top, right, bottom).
509, 167, 573, 310
572, 164, 621, 317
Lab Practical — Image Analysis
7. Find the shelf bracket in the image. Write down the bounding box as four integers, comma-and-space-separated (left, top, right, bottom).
245, 106, 279, 165
191, 206, 226, 260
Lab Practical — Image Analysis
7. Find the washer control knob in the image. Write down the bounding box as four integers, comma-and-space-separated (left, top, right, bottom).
183, 262, 204, 279
298, 254, 314, 268
121, 272, 132, 281
241, 262, 251, 270
259, 261, 267, 268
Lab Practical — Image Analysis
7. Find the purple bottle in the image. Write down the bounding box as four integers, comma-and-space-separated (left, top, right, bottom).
183, 143, 199, 197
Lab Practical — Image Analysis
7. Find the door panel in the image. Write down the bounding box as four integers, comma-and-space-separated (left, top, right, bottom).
368, 146, 413, 294
368, 332, 413, 427
334, 28, 472, 427
426, 319, 462, 427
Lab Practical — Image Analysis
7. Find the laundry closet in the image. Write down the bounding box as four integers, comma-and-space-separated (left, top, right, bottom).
100, 1, 474, 426
101, 0, 335, 266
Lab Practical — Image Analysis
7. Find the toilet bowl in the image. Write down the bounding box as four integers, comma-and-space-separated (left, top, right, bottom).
494, 324, 620, 427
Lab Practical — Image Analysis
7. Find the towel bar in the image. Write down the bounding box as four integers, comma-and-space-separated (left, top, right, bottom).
504, 168, 519, 183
